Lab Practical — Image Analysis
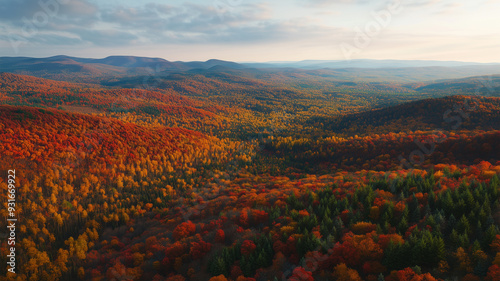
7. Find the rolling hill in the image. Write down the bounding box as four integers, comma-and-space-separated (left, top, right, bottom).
2, 56, 500, 84
307, 95, 500, 136
0, 56, 245, 82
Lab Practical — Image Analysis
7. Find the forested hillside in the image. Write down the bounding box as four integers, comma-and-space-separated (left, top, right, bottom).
0, 66, 499, 281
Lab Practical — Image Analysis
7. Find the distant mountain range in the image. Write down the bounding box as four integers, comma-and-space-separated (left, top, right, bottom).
1, 55, 500, 83
244, 59, 500, 69
0, 55, 244, 77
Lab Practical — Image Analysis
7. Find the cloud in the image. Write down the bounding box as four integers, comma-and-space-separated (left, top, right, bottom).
403, 0, 459, 13
0, 1, 337, 48
96, 2, 329, 45
0, 0, 496, 62
74, 29, 139, 46
299, 0, 370, 8
0, 32, 75, 45
0, 0, 98, 25
100, 2, 272, 33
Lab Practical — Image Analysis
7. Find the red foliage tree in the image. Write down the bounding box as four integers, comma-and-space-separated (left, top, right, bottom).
173, 221, 196, 241
238, 209, 249, 227
363, 261, 387, 275
378, 234, 404, 250
241, 240, 257, 256
251, 209, 269, 225
289, 267, 314, 281
230, 265, 244, 280
487, 265, 500, 281
215, 229, 225, 243
190, 239, 212, 260
490, 235, 500, 252
395, 268, 438, 281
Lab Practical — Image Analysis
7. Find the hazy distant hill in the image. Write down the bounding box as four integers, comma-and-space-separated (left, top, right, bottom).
188, 65, 500, 83
412, 75, 500, 96
2, 56, 500, 83
0, 56, 245, 82
245, 59, 500, 69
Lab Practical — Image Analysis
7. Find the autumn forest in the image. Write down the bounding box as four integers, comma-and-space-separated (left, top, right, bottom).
1, 56, 500, 281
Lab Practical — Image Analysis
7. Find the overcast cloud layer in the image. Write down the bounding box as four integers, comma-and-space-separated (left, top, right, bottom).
0, 0, 499, 62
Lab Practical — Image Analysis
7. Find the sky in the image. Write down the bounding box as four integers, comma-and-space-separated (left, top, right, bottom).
0, 0, 499, 62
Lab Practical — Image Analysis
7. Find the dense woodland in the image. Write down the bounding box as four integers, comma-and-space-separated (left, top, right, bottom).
0, 71, 499, 281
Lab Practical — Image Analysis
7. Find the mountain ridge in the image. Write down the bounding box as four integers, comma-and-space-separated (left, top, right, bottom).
2, 55, 500, 83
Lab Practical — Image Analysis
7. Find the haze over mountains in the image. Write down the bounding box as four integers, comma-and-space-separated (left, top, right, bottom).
244, 59, 500, 69
2, 55, 500, 83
